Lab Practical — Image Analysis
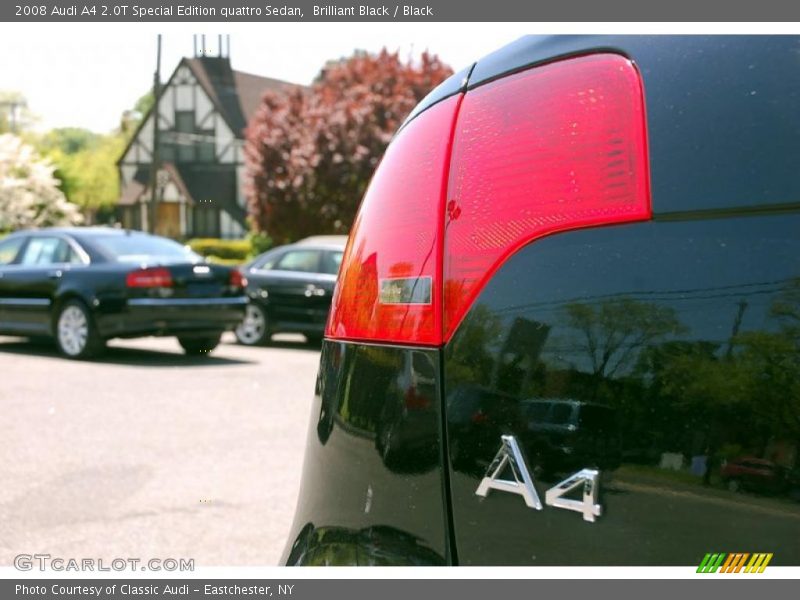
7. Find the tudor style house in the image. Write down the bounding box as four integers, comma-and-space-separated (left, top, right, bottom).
117, 50, 299, 239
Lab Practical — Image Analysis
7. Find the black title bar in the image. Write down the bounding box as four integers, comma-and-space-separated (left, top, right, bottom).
4, 0, 800, 22
3, 579, 795, 600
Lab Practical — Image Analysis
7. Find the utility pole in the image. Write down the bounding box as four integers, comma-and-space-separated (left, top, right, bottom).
725, 300, 748, 359
148, 34, 162, 234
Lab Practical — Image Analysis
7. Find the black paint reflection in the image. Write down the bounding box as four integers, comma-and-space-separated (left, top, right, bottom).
285, 341, 447, 565
286, 523, 445, 566
315, 342, 440, 474
445, 215, 800, 565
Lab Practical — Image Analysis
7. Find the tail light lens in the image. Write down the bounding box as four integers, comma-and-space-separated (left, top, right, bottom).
328, 53, 651, 346
444, 53, 651, 338
229, 268, 247, 289
126, 267, 173, 288
326, 94, 463, 346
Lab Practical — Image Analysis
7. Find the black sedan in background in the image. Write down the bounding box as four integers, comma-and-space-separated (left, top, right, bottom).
0, 227, 247, 359
234, 236, 347, 346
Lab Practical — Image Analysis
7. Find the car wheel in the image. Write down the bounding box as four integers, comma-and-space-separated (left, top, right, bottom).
178, 334, 222, 356
235, 303, 269, 346
55, 299, 104, 359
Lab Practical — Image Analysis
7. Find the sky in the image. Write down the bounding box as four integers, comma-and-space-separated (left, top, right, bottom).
0, 23, 533, 134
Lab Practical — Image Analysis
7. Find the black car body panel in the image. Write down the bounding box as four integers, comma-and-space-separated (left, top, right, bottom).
445, 216, 800, 565
284, 35, 800, 566
283, 341, 450, 565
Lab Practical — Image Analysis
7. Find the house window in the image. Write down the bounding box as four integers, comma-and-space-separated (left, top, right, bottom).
194, 206, 218, 237
159, 142, 176, 162
177, 141, 194, 163
170, 110, 214, 163
197, 138, 215, 162
175, 111, 195, 133
175, 111, 195, 163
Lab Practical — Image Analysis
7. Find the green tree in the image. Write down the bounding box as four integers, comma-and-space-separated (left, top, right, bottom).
36, 127, 98, 155
60, 135, 125, 223
563, 298, 686, 384
34, 128, 124, 223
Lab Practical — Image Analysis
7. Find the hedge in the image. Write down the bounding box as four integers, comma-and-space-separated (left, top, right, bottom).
187, 238, 252, 261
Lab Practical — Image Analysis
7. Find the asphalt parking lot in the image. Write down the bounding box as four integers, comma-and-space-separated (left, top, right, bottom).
0, 333, 320, 567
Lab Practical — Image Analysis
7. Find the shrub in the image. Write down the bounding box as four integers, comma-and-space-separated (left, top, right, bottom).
247, 230, 273, 256
203, 255, 245, 266
187, 238, 251, 261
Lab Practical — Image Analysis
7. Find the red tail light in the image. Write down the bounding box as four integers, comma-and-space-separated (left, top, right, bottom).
404, 387, 432, 410
229, 268, 247, 289
443, 54, 651, 337
328, 53, 651, 346
326, 95, 463, 345
126, 267, 173, 288
471, 410, 489, 425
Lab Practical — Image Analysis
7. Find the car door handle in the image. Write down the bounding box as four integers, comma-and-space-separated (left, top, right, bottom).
48, 270, 63, 279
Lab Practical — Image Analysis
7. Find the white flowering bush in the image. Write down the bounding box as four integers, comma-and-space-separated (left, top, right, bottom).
0, 133, 83, 231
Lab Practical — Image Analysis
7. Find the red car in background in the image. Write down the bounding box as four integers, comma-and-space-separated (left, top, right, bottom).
721, 457, 788, 494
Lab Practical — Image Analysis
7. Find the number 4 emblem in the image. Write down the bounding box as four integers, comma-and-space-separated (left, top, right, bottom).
475, 435, 603, 523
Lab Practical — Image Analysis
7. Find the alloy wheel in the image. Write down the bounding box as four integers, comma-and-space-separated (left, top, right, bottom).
236, 304, 267, 345
58, 305, 89, 356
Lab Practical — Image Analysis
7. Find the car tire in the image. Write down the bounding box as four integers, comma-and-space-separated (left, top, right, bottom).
234, 303, 270, 346
55, 299, 104, 360
178, 334, 222, 356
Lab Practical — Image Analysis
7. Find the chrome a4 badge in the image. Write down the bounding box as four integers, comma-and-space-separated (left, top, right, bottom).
475, 435, 603, 523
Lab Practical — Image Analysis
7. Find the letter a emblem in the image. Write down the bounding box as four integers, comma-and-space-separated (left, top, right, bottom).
475, 435, 542, 509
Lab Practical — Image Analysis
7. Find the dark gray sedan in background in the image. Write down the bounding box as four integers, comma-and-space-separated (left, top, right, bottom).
234, 236, 347, 346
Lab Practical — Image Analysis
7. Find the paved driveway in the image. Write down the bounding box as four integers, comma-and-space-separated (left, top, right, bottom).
0, 334, 320, 567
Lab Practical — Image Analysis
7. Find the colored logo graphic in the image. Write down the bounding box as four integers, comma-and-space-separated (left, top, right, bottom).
697, 553, 773, 573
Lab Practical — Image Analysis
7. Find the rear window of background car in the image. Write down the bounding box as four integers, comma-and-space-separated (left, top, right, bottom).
92, 234, 200, 263
321, 251, 343, 275
275, 250, 321, 273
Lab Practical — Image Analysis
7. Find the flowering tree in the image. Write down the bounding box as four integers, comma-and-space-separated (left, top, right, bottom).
0, 134, 82, 231
245, 49, 452, 243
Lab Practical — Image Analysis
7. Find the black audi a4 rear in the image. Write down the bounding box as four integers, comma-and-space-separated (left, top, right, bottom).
283, 36, 800, 566
0, 227, 246, 359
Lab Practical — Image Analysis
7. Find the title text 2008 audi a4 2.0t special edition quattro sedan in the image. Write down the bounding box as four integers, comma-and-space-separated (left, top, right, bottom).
283, 36, 800, 566
0, 228, 247, 359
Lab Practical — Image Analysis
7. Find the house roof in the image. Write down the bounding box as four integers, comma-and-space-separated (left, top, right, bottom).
185, 56, 301, 137
118, 166, 178, 207
118, 167, 149, 206
117, 56, 303, 167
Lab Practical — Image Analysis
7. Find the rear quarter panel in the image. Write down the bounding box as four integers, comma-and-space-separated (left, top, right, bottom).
444, 35, 800, 565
